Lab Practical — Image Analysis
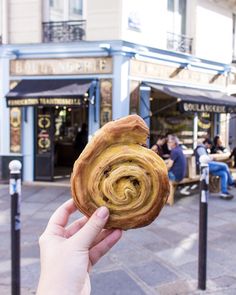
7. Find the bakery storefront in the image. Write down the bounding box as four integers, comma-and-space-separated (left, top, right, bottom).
6, 57, 113, 181
129, 59, 236, 150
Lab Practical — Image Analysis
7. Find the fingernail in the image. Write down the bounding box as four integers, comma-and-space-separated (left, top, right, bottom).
96, 206, 109, 219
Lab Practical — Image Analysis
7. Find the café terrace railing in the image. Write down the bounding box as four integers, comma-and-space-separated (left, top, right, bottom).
167, 32, 193, 54
42, 20, 86, 43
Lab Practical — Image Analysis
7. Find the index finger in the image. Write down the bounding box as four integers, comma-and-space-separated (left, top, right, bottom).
47, 199, 77, 229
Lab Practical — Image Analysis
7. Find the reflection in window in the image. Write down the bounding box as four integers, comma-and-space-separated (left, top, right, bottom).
167, 0, 186, 35
233, 14, 236, 60
70, 0, 83, 17
150, 94, 194, 150
48, 0, 83, 21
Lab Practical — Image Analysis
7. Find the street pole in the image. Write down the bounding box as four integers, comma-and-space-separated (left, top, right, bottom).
198, 155, 209, 290
9, 160, 22, 295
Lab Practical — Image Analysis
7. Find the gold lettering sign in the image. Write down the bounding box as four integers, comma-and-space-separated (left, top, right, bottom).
7, 98, 82, 107
130, 60, 227, 87
8, 98, 39, 106
11, 58, 113, 76
182, 102, 226, 113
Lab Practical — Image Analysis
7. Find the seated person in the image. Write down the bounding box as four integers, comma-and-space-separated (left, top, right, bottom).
166, 135, 186, 182
230, 146, 236, 168
211, 135, 228, 154
195, 139, 234, 200
162, 133, 171, 160
151, 135, 165, 157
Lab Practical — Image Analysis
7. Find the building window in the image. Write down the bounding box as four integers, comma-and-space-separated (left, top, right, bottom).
167, 0, 192, 53
167, 0, 186, 35
233, 14, 236, 61
43, 0, 85, 42
46, 0, 84, 21
70, 0, 83, 16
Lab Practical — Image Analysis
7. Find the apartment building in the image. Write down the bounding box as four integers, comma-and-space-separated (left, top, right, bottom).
1, 0, 236, 182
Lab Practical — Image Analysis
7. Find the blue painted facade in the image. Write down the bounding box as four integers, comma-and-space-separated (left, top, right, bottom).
0, 40, 231, 181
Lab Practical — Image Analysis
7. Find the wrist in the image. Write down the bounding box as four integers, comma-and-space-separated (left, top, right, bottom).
36, 272, 91, 295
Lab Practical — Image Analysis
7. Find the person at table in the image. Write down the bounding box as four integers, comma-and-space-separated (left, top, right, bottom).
162, 133, 171, 160
165, 135, 186, 182
151, 135, 165, 157
229, 146, 236, 168
211, 135, 228, 154
195, 139, 235, 200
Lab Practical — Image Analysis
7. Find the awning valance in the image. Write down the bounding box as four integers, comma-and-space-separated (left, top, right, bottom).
147, 83, 236, 113
6, 79, 93, 107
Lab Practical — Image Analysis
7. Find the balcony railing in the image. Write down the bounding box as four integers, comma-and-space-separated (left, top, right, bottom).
42, 20, 86, 43
167, 32, 193, 54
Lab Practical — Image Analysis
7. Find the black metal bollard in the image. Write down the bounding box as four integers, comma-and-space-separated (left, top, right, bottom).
198, 155, 209, 290
9, 160, 22, 295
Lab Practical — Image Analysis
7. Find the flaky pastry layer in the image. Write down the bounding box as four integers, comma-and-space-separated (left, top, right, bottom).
71, 115, 169, 229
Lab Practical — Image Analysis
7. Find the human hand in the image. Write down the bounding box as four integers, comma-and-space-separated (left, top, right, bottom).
36, 199, 122, 295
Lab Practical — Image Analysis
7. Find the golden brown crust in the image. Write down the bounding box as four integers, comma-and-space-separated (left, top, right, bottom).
71, 115, 169, 230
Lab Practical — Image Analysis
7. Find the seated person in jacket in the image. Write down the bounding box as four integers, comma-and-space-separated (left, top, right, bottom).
166, 135, 186, 182
195, 139, 234, 200
211, 135, 228, 154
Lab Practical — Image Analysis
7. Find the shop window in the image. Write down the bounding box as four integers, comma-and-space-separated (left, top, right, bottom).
150, 94, 194, 150
197, 112, 214, 144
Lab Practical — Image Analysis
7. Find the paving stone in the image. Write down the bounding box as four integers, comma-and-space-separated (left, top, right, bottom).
214, 223, 236, 236
213, 210, 236, 222
103, 232, 137, 253
92, 254, 119, 273
165, 209, 198, 224
91, 270, 147, 295
126, 228, 167, 246
21, 243, 40, 258
179, 260, 228, 280
131, 261, 178, 287
155, 246, 196, 267
168, 222, 198, 236
212, 275, 236, 289
155, 279, 197, 295
207, 217, 229, 228
21, 202, 46, 217
111, 248, 153, 267
0, 285, 36, 295
142, 237, 170, 252
147, 226, 186, 245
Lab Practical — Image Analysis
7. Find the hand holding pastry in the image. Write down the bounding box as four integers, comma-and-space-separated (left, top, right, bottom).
36, 200, 122, 295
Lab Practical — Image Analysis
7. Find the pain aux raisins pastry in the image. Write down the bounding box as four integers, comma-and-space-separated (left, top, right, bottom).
71, 115, 169, 230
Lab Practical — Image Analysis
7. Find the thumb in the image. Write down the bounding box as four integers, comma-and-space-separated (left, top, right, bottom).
72, 206, 109, 250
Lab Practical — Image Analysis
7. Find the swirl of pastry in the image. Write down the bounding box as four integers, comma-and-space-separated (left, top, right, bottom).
71, 115, 169, 230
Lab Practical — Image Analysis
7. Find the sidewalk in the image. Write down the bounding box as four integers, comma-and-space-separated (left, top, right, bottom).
0, 183, 236, 295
